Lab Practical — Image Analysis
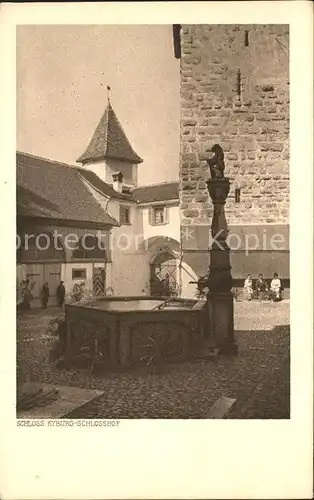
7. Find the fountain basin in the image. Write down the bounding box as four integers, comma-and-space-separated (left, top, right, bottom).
65, 296, 206, 369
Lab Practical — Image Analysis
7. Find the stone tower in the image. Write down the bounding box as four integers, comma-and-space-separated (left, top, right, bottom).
175, 24, 289, 283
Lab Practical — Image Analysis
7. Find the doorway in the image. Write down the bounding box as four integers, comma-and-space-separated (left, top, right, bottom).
21, 262, 62, 306
93, 266, 106, 296
150, 252, 178, 297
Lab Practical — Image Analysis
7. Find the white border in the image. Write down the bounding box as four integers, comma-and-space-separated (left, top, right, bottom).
0, 2, 313, 499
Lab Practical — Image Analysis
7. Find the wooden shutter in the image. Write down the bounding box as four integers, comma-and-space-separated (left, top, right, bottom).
149, 207, 154, 226
164, 206, 169, 224
125, 207, 130, 224
119, 205, 123, 224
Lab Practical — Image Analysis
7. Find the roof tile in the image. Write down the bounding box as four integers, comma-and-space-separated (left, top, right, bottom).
75, 168, 134, 201
77, 102, 143, 165
132, 182, 179, 203
17, 152, 119, 226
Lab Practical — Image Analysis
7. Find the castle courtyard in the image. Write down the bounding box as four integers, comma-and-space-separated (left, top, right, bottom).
7, 14, 312, 500
16, 25, 290, 421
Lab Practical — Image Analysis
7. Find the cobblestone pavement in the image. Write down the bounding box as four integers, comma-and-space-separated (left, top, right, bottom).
17, 301, 290, 419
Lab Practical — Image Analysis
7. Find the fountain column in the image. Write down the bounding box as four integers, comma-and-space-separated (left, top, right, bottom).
206, 178, 238, 354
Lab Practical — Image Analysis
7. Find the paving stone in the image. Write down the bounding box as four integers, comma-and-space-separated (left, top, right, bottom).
17, 302, 290, 419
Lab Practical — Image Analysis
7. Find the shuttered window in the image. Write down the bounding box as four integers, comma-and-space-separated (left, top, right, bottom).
120, 205, 131, 225
149, 206, 169, 226
17, 233, 65, 262
72, 236, 105, 260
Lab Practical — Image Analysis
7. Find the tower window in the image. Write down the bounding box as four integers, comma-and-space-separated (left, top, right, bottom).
120, 205, 131, 225
236, 69, 242, 98
244, 30, 249, 46
235, 188, 241, 203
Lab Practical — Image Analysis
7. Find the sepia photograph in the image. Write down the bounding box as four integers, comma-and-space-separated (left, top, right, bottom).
16, 23, 291, 420
0, 1, 312, 498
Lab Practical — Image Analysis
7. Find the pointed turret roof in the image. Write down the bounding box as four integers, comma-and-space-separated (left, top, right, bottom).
77, 101, 143, 165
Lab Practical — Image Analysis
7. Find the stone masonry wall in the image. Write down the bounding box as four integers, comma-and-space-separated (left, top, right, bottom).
180, 24, 289, 226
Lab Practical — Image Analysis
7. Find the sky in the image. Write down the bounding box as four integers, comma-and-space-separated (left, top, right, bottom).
17, 25, 180, 185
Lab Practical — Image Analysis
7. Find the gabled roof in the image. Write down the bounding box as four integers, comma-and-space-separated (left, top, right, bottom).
132, 182, 179, 204
75, 167, 134, 201
17, 152, 119, 226
77, 101, 143, 165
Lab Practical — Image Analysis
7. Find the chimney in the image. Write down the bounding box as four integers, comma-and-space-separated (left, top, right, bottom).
112, 172, 123, 193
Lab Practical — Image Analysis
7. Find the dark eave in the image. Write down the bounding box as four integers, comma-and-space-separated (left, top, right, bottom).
173, 24, 181, 59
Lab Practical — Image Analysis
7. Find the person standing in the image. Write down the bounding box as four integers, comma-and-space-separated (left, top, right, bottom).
40, 282, 50, 309
164, 273, 171, 296
22, 279, 33, 310
56, 280, 66, 307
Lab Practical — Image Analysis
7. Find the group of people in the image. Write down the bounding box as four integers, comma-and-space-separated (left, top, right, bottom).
243, 273, 282, 302
40, 281, 66, 308
19, 279, 66, 310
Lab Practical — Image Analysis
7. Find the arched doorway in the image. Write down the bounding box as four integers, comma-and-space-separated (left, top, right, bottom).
150, 251, 179, 297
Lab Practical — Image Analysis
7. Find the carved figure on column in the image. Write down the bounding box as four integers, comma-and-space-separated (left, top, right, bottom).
206, 144, 225, 180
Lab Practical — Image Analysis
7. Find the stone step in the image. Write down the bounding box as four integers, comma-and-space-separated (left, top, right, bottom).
207, 396, 237, 418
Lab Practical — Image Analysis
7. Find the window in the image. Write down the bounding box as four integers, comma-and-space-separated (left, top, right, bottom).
154, 207, 165, 225
150, 206, 169, 226
17, 233, 65, 263
244, 30, 249, 46
120, 205, 131, 225
235, 188, 241, 203
236, 69, 242, 98
72, 236, 105, 260
72, 268, 87, 280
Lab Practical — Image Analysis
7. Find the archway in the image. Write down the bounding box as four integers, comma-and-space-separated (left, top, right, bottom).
150, 251, 179, 297
179, 261, 199, 299
139, 236, 199, 299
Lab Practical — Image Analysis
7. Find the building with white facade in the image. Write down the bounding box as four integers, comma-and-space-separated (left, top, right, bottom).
16, 100, 198, 306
